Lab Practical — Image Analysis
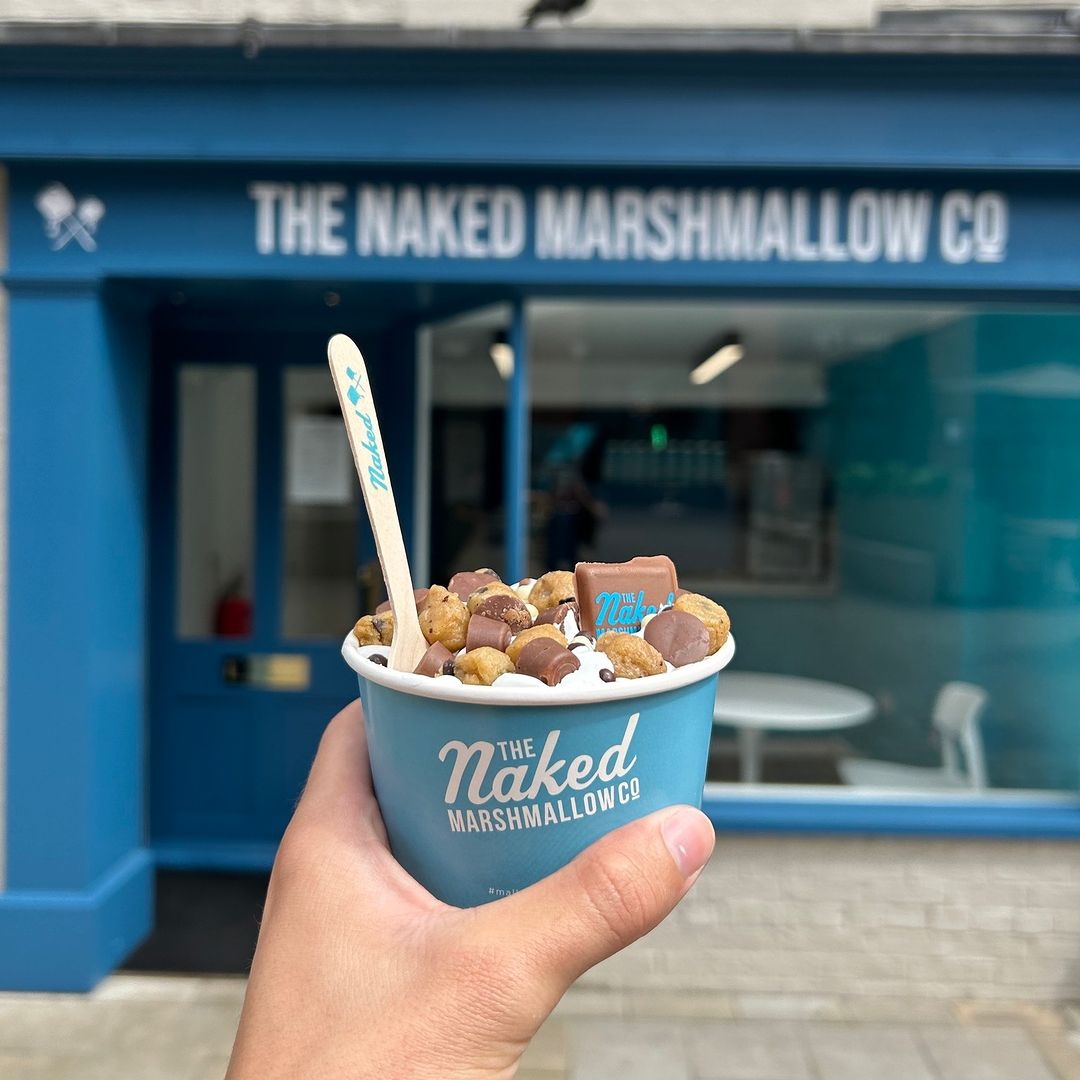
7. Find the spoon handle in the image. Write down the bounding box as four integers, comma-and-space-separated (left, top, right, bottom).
328, 334, 428, 673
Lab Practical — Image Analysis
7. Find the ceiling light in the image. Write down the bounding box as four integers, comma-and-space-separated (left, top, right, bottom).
490, 330, 514, 380
690, 336, 744, 386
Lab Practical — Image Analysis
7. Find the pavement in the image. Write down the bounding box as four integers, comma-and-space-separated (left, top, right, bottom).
2, 976, 1080, 1079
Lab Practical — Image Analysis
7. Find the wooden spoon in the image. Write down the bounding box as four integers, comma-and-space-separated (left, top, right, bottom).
328, 334, 428, 672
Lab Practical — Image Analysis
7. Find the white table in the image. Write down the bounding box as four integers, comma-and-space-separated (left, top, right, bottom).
713, 672, 876, 783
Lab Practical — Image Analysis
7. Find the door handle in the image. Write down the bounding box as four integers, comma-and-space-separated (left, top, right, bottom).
222, 653, 312, 691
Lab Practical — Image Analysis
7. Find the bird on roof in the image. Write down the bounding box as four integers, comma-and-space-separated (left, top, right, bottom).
523, 0, 589, 28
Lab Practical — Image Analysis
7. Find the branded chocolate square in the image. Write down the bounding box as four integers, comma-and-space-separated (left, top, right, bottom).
574, 555, 678, 637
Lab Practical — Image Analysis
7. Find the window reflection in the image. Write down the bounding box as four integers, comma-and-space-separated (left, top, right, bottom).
281, 367, 361, 638
176, 365, 256, 639
429, 306, 509, 584
515, 300, 1080, 796
421, 300, 1080, 795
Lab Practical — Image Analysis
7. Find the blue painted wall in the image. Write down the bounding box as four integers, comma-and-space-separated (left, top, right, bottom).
1, 50, 1079, 172
1, 284, 153, 987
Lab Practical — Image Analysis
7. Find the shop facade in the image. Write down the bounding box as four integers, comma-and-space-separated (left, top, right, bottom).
1, 43, 1080, 992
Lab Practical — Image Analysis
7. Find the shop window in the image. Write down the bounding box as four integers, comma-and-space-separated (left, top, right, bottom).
428, 305, 510, 584
434, 299, 1080, 800
176, 365, 256, 639
281, 367, 362, 638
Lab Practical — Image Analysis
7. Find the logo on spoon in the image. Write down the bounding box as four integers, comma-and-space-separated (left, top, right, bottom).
345, 365, 388, 492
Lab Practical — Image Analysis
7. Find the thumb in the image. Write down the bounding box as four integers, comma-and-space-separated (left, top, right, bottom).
491, 805, 714, 993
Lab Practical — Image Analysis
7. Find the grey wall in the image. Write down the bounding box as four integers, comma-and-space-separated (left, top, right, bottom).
0, 0, 1058, 31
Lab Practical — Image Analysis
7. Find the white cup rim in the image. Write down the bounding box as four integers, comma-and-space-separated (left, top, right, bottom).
342, 633, 735, 707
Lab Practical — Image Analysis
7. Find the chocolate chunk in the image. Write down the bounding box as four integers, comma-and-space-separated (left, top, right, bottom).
575, 555, 679, 637
535, 601, 580, 636
369, 653, 388, 667
466, 613, 512, 653
643, 609, 709, 667
447, 569, 500, 601
599, 668, 616, 683
515, 638, 581, 686
473, 593, 533, 633
376, 588, 430, 615
414, 641, 454, 677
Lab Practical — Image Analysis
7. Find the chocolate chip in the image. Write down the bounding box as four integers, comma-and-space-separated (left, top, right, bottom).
599, 668, 616, 682
568, 641, 588, 651
369, 654, 388, 667
442, 659, 457, 676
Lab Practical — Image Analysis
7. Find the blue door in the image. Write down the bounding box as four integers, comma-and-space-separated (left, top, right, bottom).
149, 319, 392, 868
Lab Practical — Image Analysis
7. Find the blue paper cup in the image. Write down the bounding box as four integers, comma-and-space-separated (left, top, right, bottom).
342, 634, 735, 907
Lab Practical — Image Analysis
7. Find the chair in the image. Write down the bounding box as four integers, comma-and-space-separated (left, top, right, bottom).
839, 682, 989, 792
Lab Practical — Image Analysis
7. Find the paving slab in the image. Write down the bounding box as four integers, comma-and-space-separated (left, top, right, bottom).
919, 1025, 1057, 1080
567, 1019, 691, 1080
804, 1023, 936, 1080
686, 1020, 813, 1080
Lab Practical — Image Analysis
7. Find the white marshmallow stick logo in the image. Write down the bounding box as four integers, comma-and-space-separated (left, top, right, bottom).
35, 183, 106, 251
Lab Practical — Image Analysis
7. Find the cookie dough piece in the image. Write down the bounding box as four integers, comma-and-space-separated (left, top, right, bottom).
455, 646, 515, 686
643, 609, 709, 667
419, 585, 470, 653
528, 570, 577, 613
352, 611, 394, 646
473, 593, 533, 633
672, 592, 731, 655
596, 632, 665, 679
466, 581, 517, 614
505, 624, 568, 665
447, 568, 500, 601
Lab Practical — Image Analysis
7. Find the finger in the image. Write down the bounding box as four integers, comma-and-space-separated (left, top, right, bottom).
292, 700, 386, 842
276, 701, 441, 916
485, 806, 714, 993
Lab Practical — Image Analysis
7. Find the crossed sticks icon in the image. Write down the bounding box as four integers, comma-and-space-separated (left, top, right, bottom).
35, 183, 106, 252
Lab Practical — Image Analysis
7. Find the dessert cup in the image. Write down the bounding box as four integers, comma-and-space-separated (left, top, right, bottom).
342, 633, 735, 907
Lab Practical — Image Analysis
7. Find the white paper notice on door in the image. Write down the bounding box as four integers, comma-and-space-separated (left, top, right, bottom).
287, 415, 353, 505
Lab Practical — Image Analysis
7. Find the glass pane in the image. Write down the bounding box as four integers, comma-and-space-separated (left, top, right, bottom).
176, 365, 256, 638
428, 306, 510, 584
281, 367, 360, 638
527, 300, 1080, 796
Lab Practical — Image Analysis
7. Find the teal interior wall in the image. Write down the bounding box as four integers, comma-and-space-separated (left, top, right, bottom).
730, 311, 1080, 791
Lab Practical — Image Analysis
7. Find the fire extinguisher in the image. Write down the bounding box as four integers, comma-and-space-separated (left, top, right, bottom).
214, 574, 252, 637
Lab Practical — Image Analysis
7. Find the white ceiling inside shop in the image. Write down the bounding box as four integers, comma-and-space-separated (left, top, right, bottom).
429, 299, 963, 409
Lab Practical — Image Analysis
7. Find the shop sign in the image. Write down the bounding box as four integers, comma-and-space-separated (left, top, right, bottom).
248, 182, 1009, 266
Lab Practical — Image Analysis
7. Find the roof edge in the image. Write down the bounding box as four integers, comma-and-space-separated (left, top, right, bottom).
0, 21, 1078, 57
